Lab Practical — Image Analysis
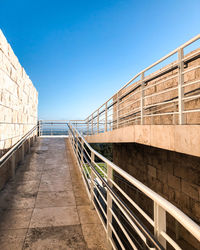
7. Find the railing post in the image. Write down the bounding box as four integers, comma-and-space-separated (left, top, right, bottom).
87, 118, 89, 135
28, 137, 31, 154
39, 120, 41, 136
154, 202, 166, 248
81, 138, 84, 164
21, 143, 25, 163
37, 121, 40, 136
178, 48, 185, 125
91, 114, 93, 135
76, 132, 79, 159
11, 154, 15, 179
72, 127, 75, 151
107, 163, 113, 249
117, 92, 119, 129
97, 109, 99, 134
105, 102, 108, 132
141, 72, 145, 125
90, 151, 95, 209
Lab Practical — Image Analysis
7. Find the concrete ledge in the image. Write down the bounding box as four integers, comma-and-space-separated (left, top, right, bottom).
85, 125, 200, 157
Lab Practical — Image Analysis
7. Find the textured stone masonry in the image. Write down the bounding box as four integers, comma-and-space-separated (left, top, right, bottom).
0, 29, 38, 155
113, 142, 200, 249
113, 48, 200, 126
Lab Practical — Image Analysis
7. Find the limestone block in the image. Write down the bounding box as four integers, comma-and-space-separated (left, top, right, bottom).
0, 30, 8, 56
184, 70, 196, 82
168, 174, 181, 191
2, 53, 11, 76
181, 181, 199, 200
0, 49, 3, 70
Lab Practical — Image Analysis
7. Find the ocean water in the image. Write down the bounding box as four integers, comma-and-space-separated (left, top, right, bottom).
40, 124, 88, 136
40, 125, 69, 135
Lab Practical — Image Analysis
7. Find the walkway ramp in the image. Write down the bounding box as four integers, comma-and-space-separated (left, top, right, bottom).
0, 137, 106, 249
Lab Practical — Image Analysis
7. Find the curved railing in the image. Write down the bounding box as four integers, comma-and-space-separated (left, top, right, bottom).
84, 34, 200, 135
68, 122, 200, 249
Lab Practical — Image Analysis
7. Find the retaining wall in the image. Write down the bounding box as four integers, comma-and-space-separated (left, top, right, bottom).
0, 30, 38, 156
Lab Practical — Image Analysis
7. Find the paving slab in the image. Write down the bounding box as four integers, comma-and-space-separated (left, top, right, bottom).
8, 180, 40, 195
0, 229, 27, 250
0, 137, 107, 249
15, 171, 42, 183
29, 207, 80, 228
35, 191, 76, 208
77, 205, 102, 225
39, 179, 72, 192
82, 224, 107, 249
0, 208, 33, 230
0, 192, 36, 209
23, 225, 88, 250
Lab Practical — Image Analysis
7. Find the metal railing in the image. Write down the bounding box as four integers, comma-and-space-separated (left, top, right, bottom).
38, 120, 85, 136
0, 125, 38, 178
68, 122, 200, 250
85, 34, 200, 135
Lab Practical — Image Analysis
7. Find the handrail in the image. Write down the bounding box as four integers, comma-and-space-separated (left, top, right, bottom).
85, 34, 200, 121
0, 124, 38, 168
85, 34, 200, 130
68, 122, 200, 248
38, 120, 85, 136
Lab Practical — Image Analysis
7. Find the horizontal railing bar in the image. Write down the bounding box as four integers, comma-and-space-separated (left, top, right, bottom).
85, 35, 200, 121
69, 123, 164, 249
160, 231, 181, 250
109, 222, 126, 250
69, 123, 200, 242
110, 179, 154, 226
0, 125, 38, 168
110, 208, 138, 250
91, 198, 107, 232
182, 64, 200, 74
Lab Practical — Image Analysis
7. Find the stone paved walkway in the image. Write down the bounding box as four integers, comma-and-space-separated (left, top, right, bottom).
0, 137, 106, 250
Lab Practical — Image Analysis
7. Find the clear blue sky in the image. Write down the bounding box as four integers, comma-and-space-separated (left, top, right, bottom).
1, 0, 199, 120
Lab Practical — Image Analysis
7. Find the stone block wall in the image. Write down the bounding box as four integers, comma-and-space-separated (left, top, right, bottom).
113, 143, 200, 249
0, 30, 38, 156
113, 49, 200, 127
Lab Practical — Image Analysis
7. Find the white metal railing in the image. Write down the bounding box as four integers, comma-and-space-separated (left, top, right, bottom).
85, 34, 200, 135
0, 125, 38, 178
38, 120, 85, 136
68, 122, 200, 250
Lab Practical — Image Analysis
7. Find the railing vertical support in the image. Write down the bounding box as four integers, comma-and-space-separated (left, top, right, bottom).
117, 92, 119, 129
90, 152, 95, 209
154, 202, 166, 248
105, 102, 108, 132
87, 119, 89, 135
11, 154, 15, 179
178, 48, 185, 125
76, 132, 79, 159
21, 143, 25, 163
107, 163, 113, 249
91, 114, 93, 135
141, 72, 145, 125
72, 128, 75, 152
81, 139, 84, 164
97, 109, 99, 134
28, 137, 31, 154
37, 121, 40, 137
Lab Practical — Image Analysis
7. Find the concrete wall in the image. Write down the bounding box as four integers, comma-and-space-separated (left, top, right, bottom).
113, 143, 200, 249
86, 124, 200, 157
0, 30, 38, 156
